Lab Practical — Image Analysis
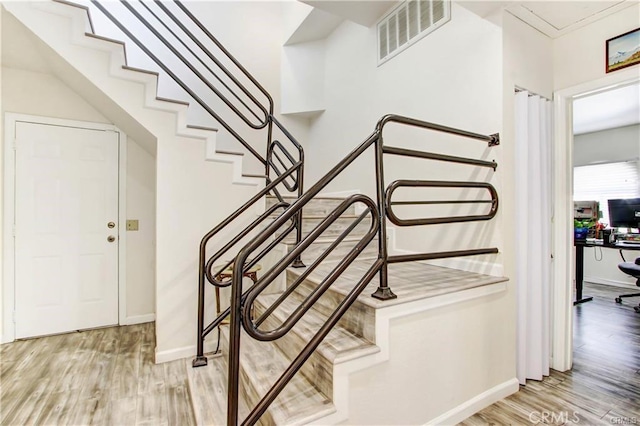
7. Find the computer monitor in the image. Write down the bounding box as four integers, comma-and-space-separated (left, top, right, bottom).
608, 198, 640, 229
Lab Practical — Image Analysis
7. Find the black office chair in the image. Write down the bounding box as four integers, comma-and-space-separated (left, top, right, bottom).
615, 256, 640, 313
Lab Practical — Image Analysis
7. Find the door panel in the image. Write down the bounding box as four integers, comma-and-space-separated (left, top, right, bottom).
15, 122, 119, 338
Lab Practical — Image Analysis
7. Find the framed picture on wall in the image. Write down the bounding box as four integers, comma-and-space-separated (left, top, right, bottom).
606, 27, 640, 73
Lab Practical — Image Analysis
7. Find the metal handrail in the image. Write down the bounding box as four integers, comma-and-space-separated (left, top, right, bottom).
194, 164, 302, 365
222, 114, 501, 424
385, 180, 499, 226
90, 0, 307, 367
228, 195, 380, 425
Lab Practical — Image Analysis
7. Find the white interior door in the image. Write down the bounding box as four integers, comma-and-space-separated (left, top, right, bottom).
14, 121, 119, 338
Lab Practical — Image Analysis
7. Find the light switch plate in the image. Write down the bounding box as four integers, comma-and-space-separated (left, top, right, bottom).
126, 220, 139, 231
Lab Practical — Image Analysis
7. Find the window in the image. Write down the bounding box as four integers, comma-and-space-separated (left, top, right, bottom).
377, 0, 451, 65
573, 161, 640, 226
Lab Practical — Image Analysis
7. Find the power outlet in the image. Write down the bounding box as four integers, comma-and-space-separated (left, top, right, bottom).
126, 220, 139, 231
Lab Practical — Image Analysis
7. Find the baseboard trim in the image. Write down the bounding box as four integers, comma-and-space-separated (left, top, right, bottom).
155, 340, 219, 364
124, 313, 155, 325
583, 276, 637, 289
424, 378, 520, 425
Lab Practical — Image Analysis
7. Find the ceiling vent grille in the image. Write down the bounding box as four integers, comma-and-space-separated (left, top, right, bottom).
377, 0, 450, 65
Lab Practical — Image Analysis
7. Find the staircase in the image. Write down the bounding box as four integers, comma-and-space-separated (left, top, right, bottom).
3, 1, 515, 424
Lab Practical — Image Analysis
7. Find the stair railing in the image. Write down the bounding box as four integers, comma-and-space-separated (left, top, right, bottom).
90, 0, 307, 366
224, 114, 500, 425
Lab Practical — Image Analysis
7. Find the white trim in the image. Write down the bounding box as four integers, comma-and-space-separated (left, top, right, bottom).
155, 340, 220, 364
551, 67, 640, 372
2, 113, 127, 343
125, 313, 155, 325
424, 378, 520, 425
118, 131, 127, 326
583, 277, 638, 289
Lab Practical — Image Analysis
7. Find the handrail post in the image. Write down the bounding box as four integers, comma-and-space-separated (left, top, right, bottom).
227, 264, 245, 426
292, 151, 306, 268
193, 243, 208, 367
371, 134, 397, 300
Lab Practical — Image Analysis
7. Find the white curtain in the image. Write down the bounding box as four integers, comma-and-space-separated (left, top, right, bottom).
515, 90, 553, 384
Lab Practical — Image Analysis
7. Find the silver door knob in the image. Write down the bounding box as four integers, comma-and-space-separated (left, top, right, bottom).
107, 221, 116, 229
107, 235, 116, 243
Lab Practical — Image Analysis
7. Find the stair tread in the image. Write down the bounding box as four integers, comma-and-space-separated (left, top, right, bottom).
289, 259, 509, 309
216, 149, 244, 157
256, 293, 379, 364
156, 96, 189, 106
187, 124, 218, 132
185, 354, 251, 426
281, 235, 377, 246
221, 326, 336, 424
85, 32, 126, 48
266, 194, 348, 201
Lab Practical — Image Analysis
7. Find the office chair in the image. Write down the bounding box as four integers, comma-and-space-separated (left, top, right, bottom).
615, 256, 640, 313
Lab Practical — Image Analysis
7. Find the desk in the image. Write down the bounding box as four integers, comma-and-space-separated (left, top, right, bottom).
574, 241, 640, 305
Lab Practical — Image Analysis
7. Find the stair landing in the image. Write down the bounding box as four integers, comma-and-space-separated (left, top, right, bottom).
292, 259, 508, 309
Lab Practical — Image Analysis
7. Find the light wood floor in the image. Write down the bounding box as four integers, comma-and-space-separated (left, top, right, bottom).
1, 282, 638, 425
0, 322, 195, 425
461, 282, 640, 425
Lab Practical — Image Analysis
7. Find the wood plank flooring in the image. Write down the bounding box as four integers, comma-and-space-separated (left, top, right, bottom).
1, 282, 638, 425
0, 322, 195, 426
460, 282, 640, 425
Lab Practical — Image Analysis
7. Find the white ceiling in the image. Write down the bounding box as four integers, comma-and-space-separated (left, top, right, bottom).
459, 0, 635, 38
573, 84, 640, 135
300, 1, 397, 27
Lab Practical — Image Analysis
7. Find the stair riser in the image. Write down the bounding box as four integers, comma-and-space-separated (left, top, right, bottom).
266, 197, 356, 217
285, 238, 379, 265
286, 271, 376, 342
253, 299, 335, 399
276, 217, 373, 243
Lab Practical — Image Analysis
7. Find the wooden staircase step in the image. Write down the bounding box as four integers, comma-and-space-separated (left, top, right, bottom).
286, 266, 377, 342
254, 293, 379, 398
266, 195, 357, 217
219, 326, 335, 425
185, 354, 251, 426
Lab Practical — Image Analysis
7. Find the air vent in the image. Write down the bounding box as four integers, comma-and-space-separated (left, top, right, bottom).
377, 0, 450, 65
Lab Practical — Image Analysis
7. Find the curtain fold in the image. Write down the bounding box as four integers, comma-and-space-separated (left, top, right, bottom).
515, 90, 553, 384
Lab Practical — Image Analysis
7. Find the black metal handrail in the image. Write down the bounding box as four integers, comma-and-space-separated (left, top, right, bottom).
90, 0, 307, 367
385, 180, 499, 226
228, 195, 380, 425
222, 114, 501, 424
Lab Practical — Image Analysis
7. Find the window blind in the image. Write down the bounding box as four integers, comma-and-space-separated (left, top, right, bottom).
573, 161, 640, 226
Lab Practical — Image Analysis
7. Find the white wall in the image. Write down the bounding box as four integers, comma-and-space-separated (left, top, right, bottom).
283, 2, 517, 418
553, 3, 640, 91
1, 67, 157, 337
299, 4, 503, 276
126, 138, 156, 321
281, 39, 326, 115
345, 289, 513, 424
